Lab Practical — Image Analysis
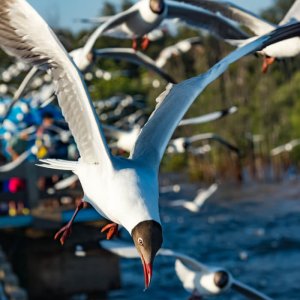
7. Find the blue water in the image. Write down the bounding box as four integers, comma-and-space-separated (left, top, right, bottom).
107, 181, 300, 300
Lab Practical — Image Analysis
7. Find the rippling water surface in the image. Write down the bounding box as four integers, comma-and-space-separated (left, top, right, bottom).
108, 180, 300, 300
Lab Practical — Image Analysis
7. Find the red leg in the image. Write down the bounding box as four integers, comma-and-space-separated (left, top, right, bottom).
141, 36, 150, 50
262, 56, 275, 73
101, 223, 119, 240
54, 200, 84, 245
132, 38, 138, 51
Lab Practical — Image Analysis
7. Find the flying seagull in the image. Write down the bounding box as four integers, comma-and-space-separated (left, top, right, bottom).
169, 183, 218, 212
100, 240, 273, 300
178, 0, 300, 72
270, 138, 300, 156
75, 0, 248, 66
155, 36, 203, 68
167, 133, 240, 155
178, 106, 237, 126
1, 0, 299, 288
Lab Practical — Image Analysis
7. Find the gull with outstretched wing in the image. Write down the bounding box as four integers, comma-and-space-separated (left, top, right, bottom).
100, 240, 273, 300
177, 0, 300, 72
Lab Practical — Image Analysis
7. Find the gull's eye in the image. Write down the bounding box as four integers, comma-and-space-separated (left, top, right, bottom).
138, 237, 144, 245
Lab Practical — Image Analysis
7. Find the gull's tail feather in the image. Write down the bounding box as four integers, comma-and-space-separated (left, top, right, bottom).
37, 159, 78, 171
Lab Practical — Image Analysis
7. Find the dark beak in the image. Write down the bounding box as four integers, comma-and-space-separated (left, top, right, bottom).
141, 255, 152, 289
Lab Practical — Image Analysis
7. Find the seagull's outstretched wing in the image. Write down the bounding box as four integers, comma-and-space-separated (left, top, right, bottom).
179, 106, 237, 126
0, 149, 32, 172
177, 0, 275, 35
100, 239, 208, 271
280, 0, 300, 25
130, 23, 300, 168
167, 0, 249, 40
158, 248, 208, 272
0, 0, 112, 165
188, 133, 239, 154
2, 66, 39, 121
54, 174, 79, 190
93, 48, 176, 83
231, 279, 273, 300
81, 5, 140, 59
100, 240, 142, 259
194, 183, 218, 206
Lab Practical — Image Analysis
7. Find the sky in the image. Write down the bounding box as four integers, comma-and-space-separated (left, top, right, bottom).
27, 0, 275, 33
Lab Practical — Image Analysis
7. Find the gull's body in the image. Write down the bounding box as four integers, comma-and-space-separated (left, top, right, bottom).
100, 240, 273, 300
170, 183, 218, 212
1, 0, 300, 288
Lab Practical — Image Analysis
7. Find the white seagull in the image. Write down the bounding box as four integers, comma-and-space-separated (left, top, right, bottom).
76, 0, 248, 65
100, 240, 273, 300
167, 133, 239, 154
1, 0, 299, 288
169, 183, 218, 212
155, 36, 203, 68
180, 0, 300, 72
178, 105, 237, 127
270, 138, 300, 156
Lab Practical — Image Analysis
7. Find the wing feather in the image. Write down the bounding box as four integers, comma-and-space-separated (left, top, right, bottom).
280, 0, 300, 25
94, 48, 176, 83
167, 0, 249, 40
0, 0, 112, 165
175, 0, 276, 35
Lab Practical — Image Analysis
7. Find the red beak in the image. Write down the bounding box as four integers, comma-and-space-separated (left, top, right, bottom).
141, 256, 153, 289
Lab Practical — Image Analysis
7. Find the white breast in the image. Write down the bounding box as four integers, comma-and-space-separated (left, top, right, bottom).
262, 37, 300, 58
123, 0, 167, 38
75, 159, 161, 234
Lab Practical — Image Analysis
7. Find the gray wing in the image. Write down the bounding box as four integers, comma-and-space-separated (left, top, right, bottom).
231, 280, 273, 300
187, 133, 239, 154
2, 66, 40, 121
93, 48, 176, 83
130, 22, 300, 169
179, 106, 237, 126
100, 240, 208, 272
166, 0, 249, 40
81, 6, 140, 59
175, 0, 276, 35
0, 0, 112, 165
280, 0, 300, 25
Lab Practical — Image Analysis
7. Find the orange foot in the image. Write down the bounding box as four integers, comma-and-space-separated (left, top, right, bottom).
141, 36, 150, 50
262, 56, 276, 73
101, 223, 119, 240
